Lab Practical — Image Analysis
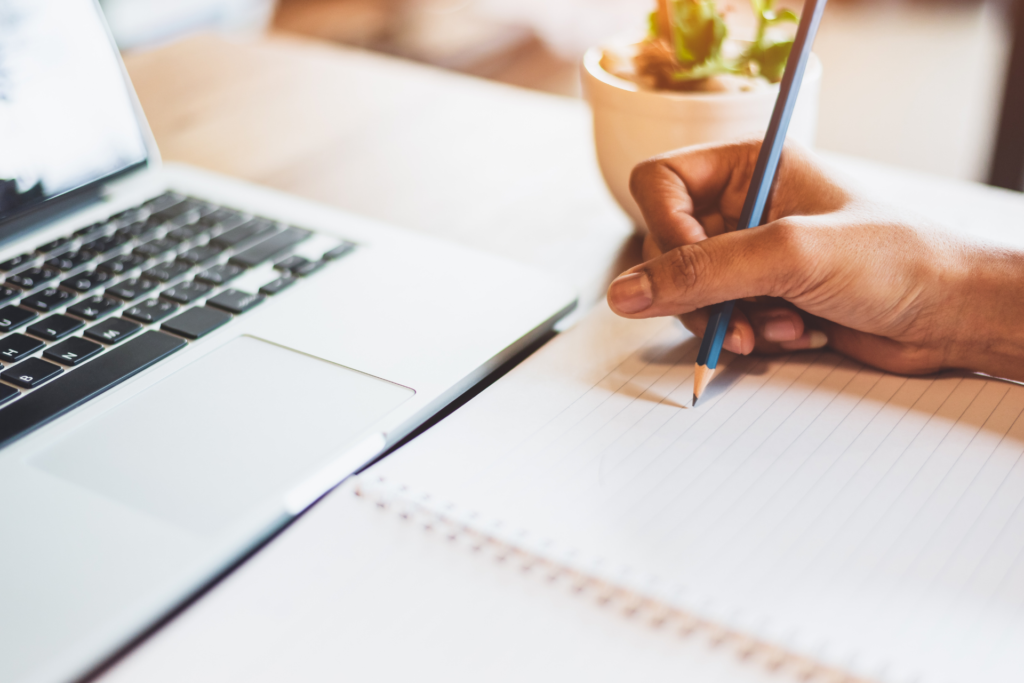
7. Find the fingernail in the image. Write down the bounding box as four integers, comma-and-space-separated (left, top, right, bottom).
763, 317, 799, 342
726, 327, 746, 354
608, 272, 653, 314
780, 330, 828, 351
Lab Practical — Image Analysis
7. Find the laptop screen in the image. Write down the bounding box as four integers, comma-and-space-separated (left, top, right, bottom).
0, 0, 149, 229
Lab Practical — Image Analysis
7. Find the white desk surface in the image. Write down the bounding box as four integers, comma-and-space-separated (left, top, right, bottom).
96, 32, 1024, 682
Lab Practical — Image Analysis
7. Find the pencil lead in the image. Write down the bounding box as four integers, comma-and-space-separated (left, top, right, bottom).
692, 364, 715, 406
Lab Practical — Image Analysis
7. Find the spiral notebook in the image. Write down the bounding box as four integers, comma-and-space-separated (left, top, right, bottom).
362, 302, 1024, 683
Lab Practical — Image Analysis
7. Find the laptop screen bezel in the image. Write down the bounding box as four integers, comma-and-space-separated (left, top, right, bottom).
0, 0, 161, 247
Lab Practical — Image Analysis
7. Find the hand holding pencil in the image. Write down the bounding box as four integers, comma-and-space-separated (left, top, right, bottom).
608, 0, 1024, 392
608, 0, 1024, 394
605, 137, 1024, 387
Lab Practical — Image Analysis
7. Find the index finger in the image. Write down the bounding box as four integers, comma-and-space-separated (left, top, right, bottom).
629, 140, 759, 253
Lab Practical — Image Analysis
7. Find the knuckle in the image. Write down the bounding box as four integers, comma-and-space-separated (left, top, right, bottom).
655, 245, 712, 305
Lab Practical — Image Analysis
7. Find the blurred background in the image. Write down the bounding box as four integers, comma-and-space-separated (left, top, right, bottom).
97, 0, 1021, 189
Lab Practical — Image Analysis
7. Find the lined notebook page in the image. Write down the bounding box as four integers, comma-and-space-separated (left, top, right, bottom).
101, 476, 787, 683
376, 303, 1024, 683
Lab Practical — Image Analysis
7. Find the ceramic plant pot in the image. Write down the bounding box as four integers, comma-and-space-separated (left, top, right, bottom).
581, 46, 822, 226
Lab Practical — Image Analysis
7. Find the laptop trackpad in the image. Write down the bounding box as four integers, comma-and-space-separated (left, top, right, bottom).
33, 336, 414, 536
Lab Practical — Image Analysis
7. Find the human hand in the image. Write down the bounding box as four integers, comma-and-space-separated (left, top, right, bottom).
606, 140, 1024, 382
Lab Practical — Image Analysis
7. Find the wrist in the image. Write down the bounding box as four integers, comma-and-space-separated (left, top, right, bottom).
949, 246, 1024, 381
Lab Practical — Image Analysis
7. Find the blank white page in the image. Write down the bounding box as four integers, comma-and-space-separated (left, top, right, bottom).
376, 303, 1024, 683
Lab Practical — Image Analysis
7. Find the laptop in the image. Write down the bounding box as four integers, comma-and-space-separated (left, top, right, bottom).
0, 2, 576, 682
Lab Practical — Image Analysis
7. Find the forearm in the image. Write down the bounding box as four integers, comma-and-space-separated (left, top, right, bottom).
951, 246, 1024, 382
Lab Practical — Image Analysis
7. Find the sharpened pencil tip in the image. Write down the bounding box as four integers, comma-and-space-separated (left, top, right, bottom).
693, 363, 715, 406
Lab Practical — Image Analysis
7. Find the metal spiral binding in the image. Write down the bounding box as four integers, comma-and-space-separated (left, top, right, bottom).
349, 474, 864, 683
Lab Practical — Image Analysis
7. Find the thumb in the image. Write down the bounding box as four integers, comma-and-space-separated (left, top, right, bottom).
607, 221, 808, 318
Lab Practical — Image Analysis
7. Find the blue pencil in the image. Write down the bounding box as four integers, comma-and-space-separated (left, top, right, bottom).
692, 0, 829, 406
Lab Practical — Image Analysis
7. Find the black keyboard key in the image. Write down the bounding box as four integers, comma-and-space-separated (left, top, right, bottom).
98, 252, 148, 275
0, 285, 18, 304
27, 314, 84, 341
294, 260, 327, 277
73, 221, 111, 238
21, 288, 76, 313
44, 337, 103, 366
192, 202, 219, 218
107, 277, 158, 301
0, 306, 37, 332
212, 218, 277, 248
2, 358, 63, 388
134, 238, 178, 259
207, 288, 264, 314
178, 243, 224, 266
229, 227, 311, 268
36, 236, 72, 253
0, 331, 185, 449
195, 263, 243, 286
0, 334, 44, 363
162, 306, 231, 339
161, 281, 211, 304
115, 219, 157, 239
143, 192, 185, 213
274, 255, 308, 271
193, 204, 217, 220
61, 269, 114, 293
142, 260, 192, 282
85, 318, 141, 345
67, 295, 121, 321
82, 232, 130, 255
110, 207, 145, 225
45, 250, 93, 271
185, 200, 217, 218
259, 275, 296, 296
323, 242, 356, 260
7, 266, 60, 290
0, 384, 17, 406
165, 223, 208, 242
0, 253, 35, 272
198, 208, 246, 231
148, 198, 201, 226
125, 299, 179, 324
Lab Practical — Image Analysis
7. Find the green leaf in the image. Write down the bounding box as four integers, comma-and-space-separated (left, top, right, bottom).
670, 54, 740, 81
647, 10, 660, 40
758, 39, 793, 82
643, 0, 799, 85
672, 23, 696, 63
669, 0, 728, 67
767, 8, 799, 24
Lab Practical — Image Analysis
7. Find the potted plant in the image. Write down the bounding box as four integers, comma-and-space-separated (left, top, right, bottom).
582, 0, 822, 226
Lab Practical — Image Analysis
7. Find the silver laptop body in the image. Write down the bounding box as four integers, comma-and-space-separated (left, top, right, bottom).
0, 3, 576, 682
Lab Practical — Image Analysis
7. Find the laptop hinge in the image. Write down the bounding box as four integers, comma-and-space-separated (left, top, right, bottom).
0, 160, 158, 250
0, 185, 104, 250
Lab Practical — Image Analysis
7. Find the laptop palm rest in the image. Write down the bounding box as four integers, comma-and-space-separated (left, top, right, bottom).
33, 336, 413, 535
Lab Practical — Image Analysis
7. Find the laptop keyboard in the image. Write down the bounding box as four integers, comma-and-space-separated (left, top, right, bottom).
0, 192, 356, 449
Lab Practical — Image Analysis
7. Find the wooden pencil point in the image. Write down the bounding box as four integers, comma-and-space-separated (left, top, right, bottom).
692, 363, 716, 405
